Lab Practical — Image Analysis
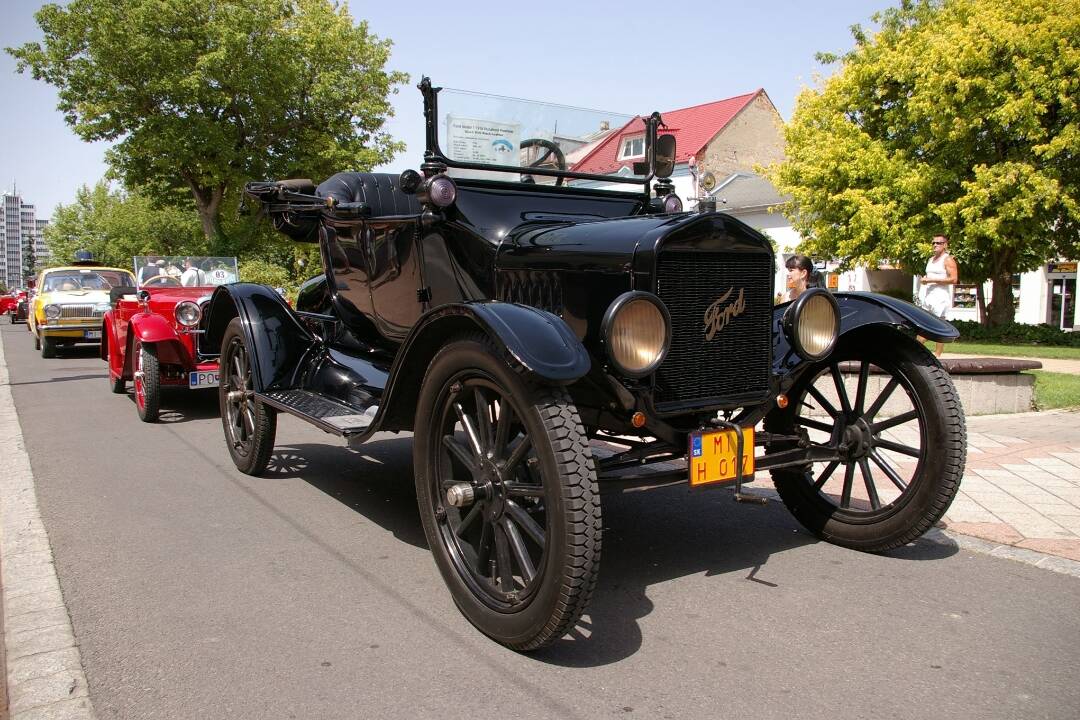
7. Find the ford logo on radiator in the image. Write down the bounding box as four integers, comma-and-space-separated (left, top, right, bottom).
703, 287, 746, 341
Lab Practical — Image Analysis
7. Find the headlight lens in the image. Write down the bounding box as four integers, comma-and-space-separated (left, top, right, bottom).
784, 289, 840, 360
44, 304, 62, 320
174, 301, 202, 327
602, 292, 670, 377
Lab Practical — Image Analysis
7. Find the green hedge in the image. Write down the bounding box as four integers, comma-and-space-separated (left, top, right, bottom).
952, 320, 1080, 347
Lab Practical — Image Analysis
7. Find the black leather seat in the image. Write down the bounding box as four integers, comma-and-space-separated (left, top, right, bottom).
316, 173, 421, 217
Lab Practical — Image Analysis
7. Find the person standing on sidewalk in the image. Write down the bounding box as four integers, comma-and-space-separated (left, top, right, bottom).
919, 235, 959, 357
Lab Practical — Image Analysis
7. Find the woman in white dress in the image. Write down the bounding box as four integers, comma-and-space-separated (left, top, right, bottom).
919, 235, 958, 356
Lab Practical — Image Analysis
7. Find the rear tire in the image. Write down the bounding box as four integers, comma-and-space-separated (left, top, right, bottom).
134, 340, 161, 422
413, 337, 601, 651
219, 318, 277, 476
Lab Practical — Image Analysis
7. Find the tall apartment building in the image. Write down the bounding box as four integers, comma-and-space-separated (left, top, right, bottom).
2, 188, 50, 290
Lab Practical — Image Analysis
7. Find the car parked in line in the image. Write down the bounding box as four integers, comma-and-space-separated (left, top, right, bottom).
213, 78, 966, 651
102, 256, 238, 422
12, 290, 30, 323
1, 292, 19, 319
28, 258, 136, 358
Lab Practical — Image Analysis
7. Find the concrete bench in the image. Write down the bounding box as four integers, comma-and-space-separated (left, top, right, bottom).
820, 358, 1043, 417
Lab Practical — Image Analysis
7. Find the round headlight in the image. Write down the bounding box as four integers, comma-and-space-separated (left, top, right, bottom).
174, 301, 202, 327
662, 194, 683, 213
44, 304, 62, 320
784, 289, 840, 360
602, 292, 671, 377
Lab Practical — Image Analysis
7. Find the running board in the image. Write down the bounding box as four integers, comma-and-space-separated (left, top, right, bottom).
259, 389, 377, 437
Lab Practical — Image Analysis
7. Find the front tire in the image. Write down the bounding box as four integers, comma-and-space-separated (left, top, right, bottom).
33, 331, 41, 351
134, 340, 161, 422
765, 330, 965, 551
219, 318, 277, 475
40, 335, 56, 358
413, 337, 601, 651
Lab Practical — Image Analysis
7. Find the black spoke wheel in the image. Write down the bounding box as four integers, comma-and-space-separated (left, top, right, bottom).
218, 318, 277, 476
414, 337, 600, 651
765, 331, 965, 551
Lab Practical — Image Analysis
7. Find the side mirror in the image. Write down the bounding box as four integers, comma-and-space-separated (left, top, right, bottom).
654, 134, 676, 178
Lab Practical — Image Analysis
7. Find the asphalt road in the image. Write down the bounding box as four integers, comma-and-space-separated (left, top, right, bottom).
4, 320, 1080, 720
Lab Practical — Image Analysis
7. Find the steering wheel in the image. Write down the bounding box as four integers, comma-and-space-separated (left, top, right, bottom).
142, 275, 182, 287
520, 138, 567, 187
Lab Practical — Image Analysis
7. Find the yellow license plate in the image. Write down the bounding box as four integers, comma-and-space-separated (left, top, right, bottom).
688, 427, 754, 488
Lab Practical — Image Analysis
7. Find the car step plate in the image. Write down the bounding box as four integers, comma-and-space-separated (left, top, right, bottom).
259, 389, 377, 436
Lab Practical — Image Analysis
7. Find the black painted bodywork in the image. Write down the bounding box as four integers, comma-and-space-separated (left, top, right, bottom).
210, 78, 958, 461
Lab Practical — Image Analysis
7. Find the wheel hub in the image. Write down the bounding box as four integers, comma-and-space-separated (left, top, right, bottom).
841, 417, 874, 460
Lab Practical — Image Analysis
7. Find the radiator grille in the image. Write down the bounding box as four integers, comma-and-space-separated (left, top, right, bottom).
654, 251, 773, 409
497, 270, 564, 315
59, 304, 103, 320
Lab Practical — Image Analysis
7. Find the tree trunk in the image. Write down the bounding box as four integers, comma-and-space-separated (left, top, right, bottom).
183, 173, 227, 248
985, 272, 1015, 326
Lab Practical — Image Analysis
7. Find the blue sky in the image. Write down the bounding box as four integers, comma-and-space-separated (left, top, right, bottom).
1, 0, 890, 218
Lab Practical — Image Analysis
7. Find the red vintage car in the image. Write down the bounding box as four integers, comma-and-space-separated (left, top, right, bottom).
102, 256, 238, 422
3, 290, 29, 323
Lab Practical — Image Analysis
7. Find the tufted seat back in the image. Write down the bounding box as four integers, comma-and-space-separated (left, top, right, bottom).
316, 172, 421, 217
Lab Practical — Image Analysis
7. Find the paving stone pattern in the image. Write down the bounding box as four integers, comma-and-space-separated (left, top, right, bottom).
942, 409, 1080, 562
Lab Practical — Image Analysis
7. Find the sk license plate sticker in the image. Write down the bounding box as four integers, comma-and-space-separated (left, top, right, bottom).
189, 370, 219, 388
688, 427, 754, 488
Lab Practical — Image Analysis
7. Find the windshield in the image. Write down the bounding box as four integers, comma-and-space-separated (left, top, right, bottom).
133, 256, 238, 289
43, 269, 134, 292
432, 87, 644, 192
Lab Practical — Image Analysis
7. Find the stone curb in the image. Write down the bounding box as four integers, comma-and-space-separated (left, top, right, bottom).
918, 527, 1080, 579
0, 333, 96, 719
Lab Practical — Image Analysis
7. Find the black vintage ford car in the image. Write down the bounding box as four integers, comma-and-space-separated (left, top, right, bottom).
207, 79, 965, 650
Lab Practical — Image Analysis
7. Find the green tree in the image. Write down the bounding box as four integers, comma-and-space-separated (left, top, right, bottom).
9, 0, 406, 246
769, 0, 1079, 325
45, 182, 205, 268
22, 231, 36, 286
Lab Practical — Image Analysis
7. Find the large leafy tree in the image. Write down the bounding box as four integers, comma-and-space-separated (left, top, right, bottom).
45, 182, 205, 268
770, 0, 1079, 325
9, 0, 406, 246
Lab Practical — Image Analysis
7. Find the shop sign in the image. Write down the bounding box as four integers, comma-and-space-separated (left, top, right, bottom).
1047, 261, 1077, 278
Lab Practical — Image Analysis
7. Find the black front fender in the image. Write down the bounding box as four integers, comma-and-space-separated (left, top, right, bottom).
378, 301, 590, 431
773, 291, 958, 377
202, 283, 315, 392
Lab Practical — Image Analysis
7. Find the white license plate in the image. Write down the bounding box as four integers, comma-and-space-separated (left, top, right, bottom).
189, 370, 219, 388
85, 330, 101, 340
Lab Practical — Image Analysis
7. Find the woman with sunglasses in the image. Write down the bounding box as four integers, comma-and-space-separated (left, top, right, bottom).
919, 235, 958, 356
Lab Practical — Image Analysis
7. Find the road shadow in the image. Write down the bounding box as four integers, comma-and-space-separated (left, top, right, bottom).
121, 386, 220, 423
262, 438, 426, 550
246, 439, 959, 667
9, 373, 106, 387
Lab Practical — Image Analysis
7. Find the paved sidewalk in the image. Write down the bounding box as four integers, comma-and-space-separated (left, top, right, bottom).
940, 408, 1080, 562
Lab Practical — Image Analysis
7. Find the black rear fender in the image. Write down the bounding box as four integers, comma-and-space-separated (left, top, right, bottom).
379, 302, 590, 431
202, 283, 315, 392
773, 291, 958, 378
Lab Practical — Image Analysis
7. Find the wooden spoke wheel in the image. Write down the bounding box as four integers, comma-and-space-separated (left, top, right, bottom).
219, 318, 276, 475
765, 332, 965, 551
413, 337, 600, 651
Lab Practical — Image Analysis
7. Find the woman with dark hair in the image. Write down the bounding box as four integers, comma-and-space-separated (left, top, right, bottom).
783, 254, 815, 302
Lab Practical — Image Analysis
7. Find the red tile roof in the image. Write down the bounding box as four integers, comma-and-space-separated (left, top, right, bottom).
571, 90, 763, 176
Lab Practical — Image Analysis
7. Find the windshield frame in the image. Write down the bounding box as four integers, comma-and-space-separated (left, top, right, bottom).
419, 78, 663, 191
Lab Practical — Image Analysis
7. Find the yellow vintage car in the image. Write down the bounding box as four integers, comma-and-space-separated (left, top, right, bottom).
28, 263, 136, 358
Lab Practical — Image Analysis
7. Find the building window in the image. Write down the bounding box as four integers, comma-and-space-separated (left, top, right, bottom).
618, 135, 645, 160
